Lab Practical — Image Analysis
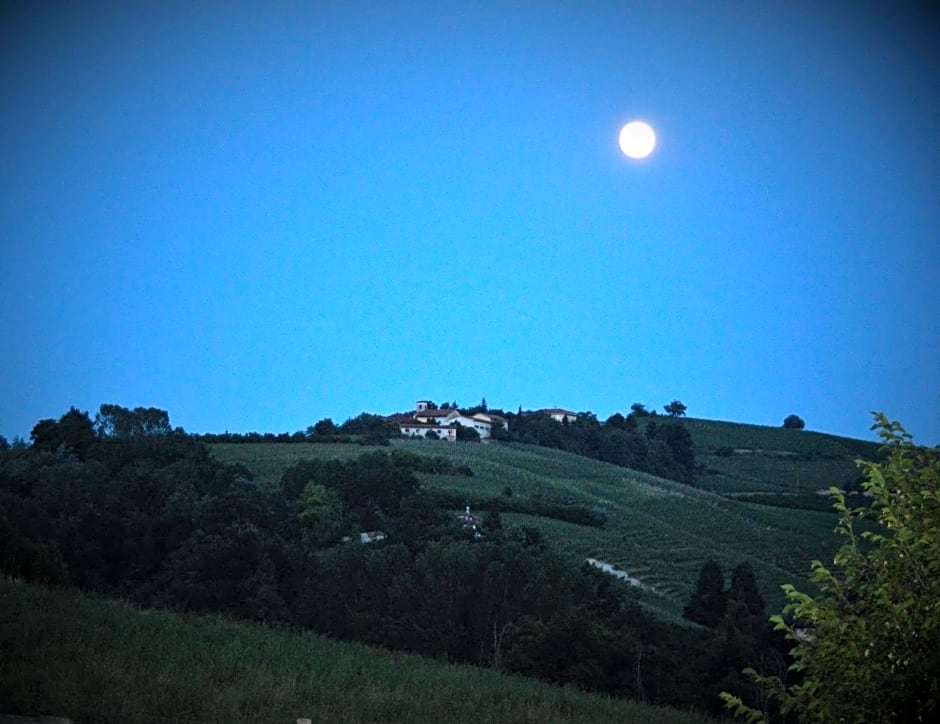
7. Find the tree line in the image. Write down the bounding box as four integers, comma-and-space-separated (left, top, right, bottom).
490, 408, 696, 484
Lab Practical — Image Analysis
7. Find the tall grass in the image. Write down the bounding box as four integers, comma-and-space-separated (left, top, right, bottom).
1, 579, 718, 724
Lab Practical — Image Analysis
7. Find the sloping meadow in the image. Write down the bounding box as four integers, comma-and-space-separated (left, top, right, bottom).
0, 578, 717, 724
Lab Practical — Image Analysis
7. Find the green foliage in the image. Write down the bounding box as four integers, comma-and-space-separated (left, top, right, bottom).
29, 406, 96, 460
726, 562, 766, 639
311, 417, 338, 436
649, 422, 695, 482
684, 560, 766, 633
339, 412, 399, 438
387, 449, 473, 476
456, 423, 482, 442
359, 431, 392, 446
783, 414, 806, 430
684, 560, 727, 628
95, 403, 172, 438
505, 410, 695, 484
721, 414, 940, 722
298, 483, 344, 545
279, 450, 421, 533
605, 412, 628, 429
665, 400, 688, 417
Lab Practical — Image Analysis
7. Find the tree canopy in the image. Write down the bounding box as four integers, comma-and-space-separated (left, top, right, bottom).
664, 400, 687, 417
94, 404, 172, 438
30, 406, 96, 459
684, 559, 727, 628
722, 414, 940, 722
783, 414, 805, 430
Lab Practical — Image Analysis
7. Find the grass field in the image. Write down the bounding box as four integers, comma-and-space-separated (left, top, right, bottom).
0, 578, 719, 724
679, 417, 880, 494
210, 418, 875, 618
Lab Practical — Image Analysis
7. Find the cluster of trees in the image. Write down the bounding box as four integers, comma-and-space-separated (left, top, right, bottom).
681, 560, 794, 713
723, 415, 940, 722
291, 537, 723, 704
782, 414, 806, 430
684, 560, 767, 632
497, 408, 696, 484
194, 413, 400, 446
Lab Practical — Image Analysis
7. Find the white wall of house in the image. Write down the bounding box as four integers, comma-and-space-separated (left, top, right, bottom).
472, 412, 508, 431
444, 414, 492, 439
546, 410, 578, 424
400, 401, 511, 441
399, 425, 457, 441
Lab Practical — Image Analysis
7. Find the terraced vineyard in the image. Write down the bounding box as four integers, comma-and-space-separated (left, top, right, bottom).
680, 417, 880, 495
211, 419, 879, 619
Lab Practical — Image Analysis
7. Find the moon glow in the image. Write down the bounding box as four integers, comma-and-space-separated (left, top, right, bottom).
619, 121, 656, 159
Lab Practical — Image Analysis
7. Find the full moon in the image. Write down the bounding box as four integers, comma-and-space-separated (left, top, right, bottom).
618, 121, 656, 159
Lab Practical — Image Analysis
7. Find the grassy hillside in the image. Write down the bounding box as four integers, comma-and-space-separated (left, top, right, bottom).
681, 417, 880, 495
0, 578, 716, 724
211, 420, 879, 618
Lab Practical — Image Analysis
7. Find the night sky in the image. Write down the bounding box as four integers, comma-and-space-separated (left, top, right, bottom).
2, 1, 938, 444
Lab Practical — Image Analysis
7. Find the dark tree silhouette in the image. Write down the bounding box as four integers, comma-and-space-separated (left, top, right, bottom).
664, 400, 687, 417
783, 414, 805, 429
684, 559, 727, 628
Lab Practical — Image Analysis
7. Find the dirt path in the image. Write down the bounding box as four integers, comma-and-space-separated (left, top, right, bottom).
586, 558, 656, 591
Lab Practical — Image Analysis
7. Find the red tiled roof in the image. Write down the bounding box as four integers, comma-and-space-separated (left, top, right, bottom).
416, 409, 455, 418
385, 413, 416, 423
472, 412, 506, 423
539, 408, 577, 416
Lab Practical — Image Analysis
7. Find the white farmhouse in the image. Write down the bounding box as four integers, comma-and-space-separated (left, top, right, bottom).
398, 423, 457, 441
539, 408, 578, 424
388, 402, 509, 441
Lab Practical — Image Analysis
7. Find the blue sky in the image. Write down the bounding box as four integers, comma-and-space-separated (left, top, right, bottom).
1, 1, 938, 444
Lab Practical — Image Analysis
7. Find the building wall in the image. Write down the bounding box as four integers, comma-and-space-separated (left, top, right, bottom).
472, 412, 509, 431
446, 414, 492, 439
399, 425, 457, 441
402, 403, 513, 441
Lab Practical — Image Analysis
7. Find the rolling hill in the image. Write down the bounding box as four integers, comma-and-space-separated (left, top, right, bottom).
210, 417, 881, 618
